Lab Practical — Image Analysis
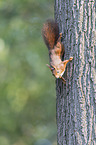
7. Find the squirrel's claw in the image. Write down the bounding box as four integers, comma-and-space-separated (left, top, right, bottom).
69, 57, 73, 61
59, 33, 62, 38
59, 76, 66, 84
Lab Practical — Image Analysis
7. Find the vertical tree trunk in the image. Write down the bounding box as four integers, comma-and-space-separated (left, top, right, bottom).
55, 0, 96, 144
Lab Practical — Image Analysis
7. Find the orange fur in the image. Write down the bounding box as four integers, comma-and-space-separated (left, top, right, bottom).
42, 19, 73, 83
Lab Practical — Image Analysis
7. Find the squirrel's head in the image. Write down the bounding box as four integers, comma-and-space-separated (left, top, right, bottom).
46, 63, 66, 78
51, 65, 65, 78
51, 57, 73, 78
46, 64, 63, 78
46, 56, 73, 79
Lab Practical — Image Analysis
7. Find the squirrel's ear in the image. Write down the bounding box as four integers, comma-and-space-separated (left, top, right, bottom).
51, 65, 57, 70
46, 64, 54, 71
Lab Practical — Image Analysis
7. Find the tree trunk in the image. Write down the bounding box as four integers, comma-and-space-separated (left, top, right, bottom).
55, 0, 96, 144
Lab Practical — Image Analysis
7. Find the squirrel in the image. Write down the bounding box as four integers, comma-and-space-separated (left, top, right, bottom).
42, 19, 73, 83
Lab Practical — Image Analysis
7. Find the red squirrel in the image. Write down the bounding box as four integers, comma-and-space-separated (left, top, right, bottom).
42, 19, 73, 83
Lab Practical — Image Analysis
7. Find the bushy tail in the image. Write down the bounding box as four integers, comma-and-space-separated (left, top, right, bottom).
42, 19, 59, 50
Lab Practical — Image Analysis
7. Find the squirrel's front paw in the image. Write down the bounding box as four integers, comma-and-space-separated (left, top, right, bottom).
59, 33, 62, 38
69, 57, 73, 61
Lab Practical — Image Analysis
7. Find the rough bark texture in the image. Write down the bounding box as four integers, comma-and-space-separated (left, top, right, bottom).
55, 0, 96, 144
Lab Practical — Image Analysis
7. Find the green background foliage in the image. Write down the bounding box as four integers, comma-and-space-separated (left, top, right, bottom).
0, 0, 56, 145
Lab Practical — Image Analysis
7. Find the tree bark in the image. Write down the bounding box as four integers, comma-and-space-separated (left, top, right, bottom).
55, 0, 96, 144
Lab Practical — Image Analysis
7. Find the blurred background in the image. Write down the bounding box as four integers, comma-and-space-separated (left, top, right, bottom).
0, 0, 57, 145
